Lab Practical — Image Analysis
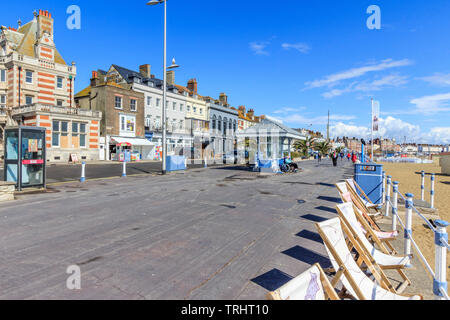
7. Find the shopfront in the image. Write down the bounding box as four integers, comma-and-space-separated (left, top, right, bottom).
109, 136, 155, 161
4, 127, 46, 191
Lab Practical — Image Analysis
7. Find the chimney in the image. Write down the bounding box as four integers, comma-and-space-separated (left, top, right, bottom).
90, 71, 99, 87
187, 79, 198, 94
238, 105, 246, 113
247, 109, 255, 119
37, 9, 54, 39
219, 93, 228, 106
166, 70, 175, 86
139, 64, 151, 78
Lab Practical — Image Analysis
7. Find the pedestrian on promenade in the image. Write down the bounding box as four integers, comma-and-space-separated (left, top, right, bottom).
332, 151, 338, 167
352, 152, 358, 164
347, 153, 351, 161
318, 152, 322, 163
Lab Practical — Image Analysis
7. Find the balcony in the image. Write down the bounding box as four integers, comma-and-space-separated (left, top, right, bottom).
11, 103, 102, 118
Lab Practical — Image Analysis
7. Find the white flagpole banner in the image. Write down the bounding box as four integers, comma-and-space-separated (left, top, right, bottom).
372, 100, 380, 132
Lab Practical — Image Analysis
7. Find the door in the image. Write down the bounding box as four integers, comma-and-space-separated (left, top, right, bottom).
99, 144, 105, 161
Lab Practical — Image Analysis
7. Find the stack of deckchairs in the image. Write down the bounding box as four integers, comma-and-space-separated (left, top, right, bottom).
267, 180, 422, 301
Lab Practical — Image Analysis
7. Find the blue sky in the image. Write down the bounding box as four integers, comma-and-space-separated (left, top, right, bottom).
2, 0, 450, 144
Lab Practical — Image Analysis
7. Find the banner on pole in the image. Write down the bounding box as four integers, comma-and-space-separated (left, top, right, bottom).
372, 100, 380, 132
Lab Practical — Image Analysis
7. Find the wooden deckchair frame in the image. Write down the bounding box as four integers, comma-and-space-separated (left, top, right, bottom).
345, 179, 383, 218
335, 182, 398, 254
267, 263, 340, 301
336, 203, 411, 294
316, 219, 422, 300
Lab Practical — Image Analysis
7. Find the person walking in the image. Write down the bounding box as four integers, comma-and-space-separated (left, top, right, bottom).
347, 152, 351, 162
332, 151, 338, 167
352, 152, 358, 164
318, 152, 322, 164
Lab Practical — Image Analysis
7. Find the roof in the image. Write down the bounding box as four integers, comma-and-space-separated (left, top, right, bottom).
111, 64, 143, 83
74, 86, 91, 98
238, 117, 307, 140
2, 17, 67, 65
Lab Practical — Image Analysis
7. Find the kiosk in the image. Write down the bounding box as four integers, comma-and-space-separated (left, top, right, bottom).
4, 127, 46, 191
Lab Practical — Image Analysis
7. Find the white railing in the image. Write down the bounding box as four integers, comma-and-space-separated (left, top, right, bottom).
385, 179, 449, 300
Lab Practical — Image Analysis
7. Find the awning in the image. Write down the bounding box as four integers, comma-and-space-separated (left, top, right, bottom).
111, 137, 155, 147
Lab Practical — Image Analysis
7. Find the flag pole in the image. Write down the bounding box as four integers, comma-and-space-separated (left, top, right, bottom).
371, 98, 374, 162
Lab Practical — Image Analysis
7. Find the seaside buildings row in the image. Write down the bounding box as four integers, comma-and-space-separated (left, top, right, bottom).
0, 10, 305, 163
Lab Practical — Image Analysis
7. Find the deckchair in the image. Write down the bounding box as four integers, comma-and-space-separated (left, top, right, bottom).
336, 182, 399, 241
345, 179, 382, 215
316, 218, 422, 300
267, 264, 340, 300
336, 203, 412, 293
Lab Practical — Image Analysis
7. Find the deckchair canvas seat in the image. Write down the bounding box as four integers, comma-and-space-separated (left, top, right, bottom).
267, 264, 339, 300
316, 218, 422, 300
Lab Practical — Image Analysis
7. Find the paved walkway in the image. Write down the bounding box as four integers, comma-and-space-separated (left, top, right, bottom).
0, 159, 429, 299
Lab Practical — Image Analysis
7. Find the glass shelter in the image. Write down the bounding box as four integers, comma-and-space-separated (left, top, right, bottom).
4, 127, 46, 191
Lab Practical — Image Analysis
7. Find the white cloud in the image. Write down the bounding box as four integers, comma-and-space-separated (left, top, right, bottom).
419, 73, 450, 86
270, 111, 356, 126
322, 75, 408, 99
330, 116, 449, 144
281, 42, 311, 54
249, 41, 270, 56
305, 59, 413, 89
273, 107, 306, 114
410, 92, 450, 114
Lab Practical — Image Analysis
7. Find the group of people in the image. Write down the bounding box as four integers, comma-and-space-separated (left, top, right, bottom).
316, 151, 359, 167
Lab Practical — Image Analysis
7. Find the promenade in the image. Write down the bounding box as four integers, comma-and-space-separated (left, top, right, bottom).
0, 160, 430, 299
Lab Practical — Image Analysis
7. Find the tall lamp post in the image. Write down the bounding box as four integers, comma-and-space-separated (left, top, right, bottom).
147, 0, 179, 174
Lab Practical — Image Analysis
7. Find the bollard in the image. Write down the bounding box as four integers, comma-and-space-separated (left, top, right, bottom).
385, 176, 392, 217
434, 220, 449, 300
404, 193, 414, 258
392, 181, 399, 232
122, 161, 127, 177
421, 171, 425, 201
382, 171, 386, 205
431, 174, 435, 209
80, 162, 86, 183
204, 156, 207, 169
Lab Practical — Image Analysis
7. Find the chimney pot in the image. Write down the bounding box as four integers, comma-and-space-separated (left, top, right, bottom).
139, 64, 151, 78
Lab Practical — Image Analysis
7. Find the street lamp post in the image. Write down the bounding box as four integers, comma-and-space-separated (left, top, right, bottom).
147, 0, 179, 174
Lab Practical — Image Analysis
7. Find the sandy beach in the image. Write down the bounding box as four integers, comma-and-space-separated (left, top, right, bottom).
381, 159, 450, 283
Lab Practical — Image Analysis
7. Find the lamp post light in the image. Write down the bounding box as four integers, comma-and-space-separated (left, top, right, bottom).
147, 0, 179, 175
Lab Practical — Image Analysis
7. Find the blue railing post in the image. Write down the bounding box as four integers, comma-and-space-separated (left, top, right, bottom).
392, 181, 399, 231
80, 162, 86, 183
434, 220, 449, 300
421, 171, 425, 201
430, 174, 435, 209
382, 171, 386, 206
404, 193, 414, 259
385, 176, 392, 217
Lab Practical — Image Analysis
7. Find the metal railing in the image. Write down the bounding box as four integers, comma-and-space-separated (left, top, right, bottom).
384, 177, 449, 300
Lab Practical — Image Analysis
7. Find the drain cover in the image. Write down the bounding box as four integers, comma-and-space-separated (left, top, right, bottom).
297, 200, 306, 204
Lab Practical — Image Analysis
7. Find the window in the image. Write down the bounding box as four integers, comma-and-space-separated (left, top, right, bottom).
180, 104, 184, 112
187, 105, 191, 112
130, 99, 137, 112
0, 94, 6, 114
119, 114, 136, 137
173, 102, 176, 111
212, 116, 217, 130
25, 95, 33, 105
145, 116, 152, 127
56, 99, 63, 107
115, 96, 122, 109
147, 96, 152, 106
52, 120, 60, 147
80, 123, 87, 147
200, 108, 203, 115
156, 98, 161, 107
179, 120, 184, 129
193, 106, 197, 113
57, 77, 63, 89
25, 70, 33, 84
0, 69, 5, 82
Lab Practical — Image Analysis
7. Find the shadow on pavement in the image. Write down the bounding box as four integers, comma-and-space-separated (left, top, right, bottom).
296, 230, 324, 244
282, 246, 331, 268
300, 214, 328, 223
315, 206, 338, 214
251, 269, 293, 292
317, 196, 342, 204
